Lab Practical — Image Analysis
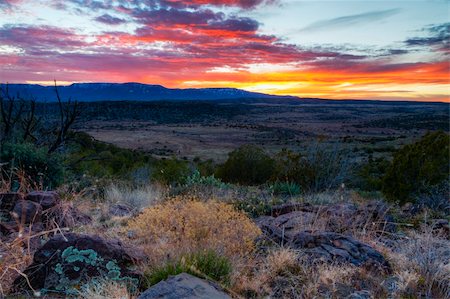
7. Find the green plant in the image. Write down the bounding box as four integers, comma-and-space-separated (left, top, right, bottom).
270, 181, 301, 196
185, 170, 228, 188
382, 131, 449, 204
0, 142, 64, 189
152, 158, 191, 185
217, 145, 275, 185
144, 250, 232, 288
355, 157, 390, 191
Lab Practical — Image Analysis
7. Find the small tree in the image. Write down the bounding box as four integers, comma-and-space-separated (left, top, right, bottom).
382, 131, 449, 204
217, 145, 274, 185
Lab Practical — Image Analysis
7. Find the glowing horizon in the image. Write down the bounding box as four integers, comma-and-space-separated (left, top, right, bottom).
0, 0, 449, 102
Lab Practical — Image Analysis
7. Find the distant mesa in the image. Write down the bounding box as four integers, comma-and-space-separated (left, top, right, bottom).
0, 82, 298, 102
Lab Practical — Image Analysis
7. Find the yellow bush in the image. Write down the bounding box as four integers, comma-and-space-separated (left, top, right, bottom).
127, 197, 261, 264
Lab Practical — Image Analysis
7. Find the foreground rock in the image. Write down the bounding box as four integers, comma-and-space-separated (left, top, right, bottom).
259, 216, 391, 272
14, 233, 144, 294
138, 273, 231, 299
0, 191, 91, 239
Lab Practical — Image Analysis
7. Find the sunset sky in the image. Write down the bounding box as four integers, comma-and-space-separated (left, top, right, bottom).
0, 0, 449, 102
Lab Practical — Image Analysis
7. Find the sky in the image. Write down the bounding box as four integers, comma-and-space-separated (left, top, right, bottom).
0, 0, 449, 102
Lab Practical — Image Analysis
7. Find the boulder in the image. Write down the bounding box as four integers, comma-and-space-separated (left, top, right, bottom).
138, 273, 231, 299
0, 192, 24, 211
25, 191, 60, 210
14, 233, 144, 293
43, 203, 92, 228
12, 200, 42, 224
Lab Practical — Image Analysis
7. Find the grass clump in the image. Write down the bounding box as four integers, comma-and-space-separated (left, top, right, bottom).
144, 250, 232, 288
127, 197, 261, 264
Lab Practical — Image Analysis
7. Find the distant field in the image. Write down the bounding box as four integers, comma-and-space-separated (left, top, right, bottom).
39, 99, 449, 161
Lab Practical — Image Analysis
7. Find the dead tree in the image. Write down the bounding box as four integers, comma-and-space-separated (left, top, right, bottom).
21, 99, 40, 142
0, 85, 25, 143
47, 80, 81, 154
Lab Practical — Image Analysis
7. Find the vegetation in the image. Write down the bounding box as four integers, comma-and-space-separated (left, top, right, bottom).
127, 198, 261, 264
144, 250, 232, 288
217, 145, 275, 185
382, 131, 449, 204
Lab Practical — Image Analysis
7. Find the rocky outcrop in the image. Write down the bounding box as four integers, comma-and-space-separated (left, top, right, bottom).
258, 204, 392, 272
25, 191, 60, 210
12, 200, 42, 224
14, 233, 144, 294
265, 201, 396, 235
138, 273, 231, 299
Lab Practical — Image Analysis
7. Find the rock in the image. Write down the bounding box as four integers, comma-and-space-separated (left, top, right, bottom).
138, 273, 231, 299
25, 191, 60, 210
261, 201, 396, 236
14, 233, 145, 293
109, 203, 133, 217
0, 192, 24, 211
259, 216, 391, 272
12, 200, 42, 224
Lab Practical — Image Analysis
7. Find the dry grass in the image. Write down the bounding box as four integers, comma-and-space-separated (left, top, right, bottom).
104, 183, 165, 211
127, 196, 261, 266
387, 228, 450, 298
77, 279, 134, 299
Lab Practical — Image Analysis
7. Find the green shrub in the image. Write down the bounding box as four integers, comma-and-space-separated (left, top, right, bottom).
185, 170, 228, 188
269, 181, 301, 196
382, 131, 450, 204
355, 157, 390, 191
217, 145, 275, 185
144, 250, 232, 288
0, 142, 64, 188
152, 158, 191, 185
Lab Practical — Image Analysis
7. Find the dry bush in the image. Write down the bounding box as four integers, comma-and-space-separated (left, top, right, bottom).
127, 197, 261, 266
388, 229, 450, 298
104, 183, 164, 211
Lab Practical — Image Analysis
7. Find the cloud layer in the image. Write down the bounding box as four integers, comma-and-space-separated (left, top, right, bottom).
0, 0, 448, 102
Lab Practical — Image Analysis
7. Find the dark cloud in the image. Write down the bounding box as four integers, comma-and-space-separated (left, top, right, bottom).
95, 13, 127, 25
405, 23, 449, 52
299, 8, 401, 32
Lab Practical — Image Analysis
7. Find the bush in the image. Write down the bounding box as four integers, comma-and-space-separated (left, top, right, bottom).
152, 158, 191, 185
217, 145, 274, 185
144, 250, 232, 288
269, 181, 301, 196
355, 157, 390, 191
0, 142, 64, 189
127, 197, 261, 264
382, 131, 449, 204
272, 145, 351, 193
185, 170, 227, 188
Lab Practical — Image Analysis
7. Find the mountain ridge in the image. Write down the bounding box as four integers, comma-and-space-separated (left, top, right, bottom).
0, 83, 299, 102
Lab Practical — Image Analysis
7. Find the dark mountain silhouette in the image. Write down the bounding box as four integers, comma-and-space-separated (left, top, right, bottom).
0, 83, 299, 102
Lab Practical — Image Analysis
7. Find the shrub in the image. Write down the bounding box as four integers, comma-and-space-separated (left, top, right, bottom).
0, 142, 64, 189
152, 158, 191, 185
269, 181, 301, 196
217, 145, 274, 185
355, 157, 390, 191
185, 170, 227, 188
272, 145, 351, 192
127, 197, 261, 264
382, 131, 449, 204
144, 250, 232, 288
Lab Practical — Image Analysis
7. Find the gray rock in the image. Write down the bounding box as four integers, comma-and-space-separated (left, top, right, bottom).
138, 273, 231, 299
25, 191, 60, 210
12, 200, 42, 224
